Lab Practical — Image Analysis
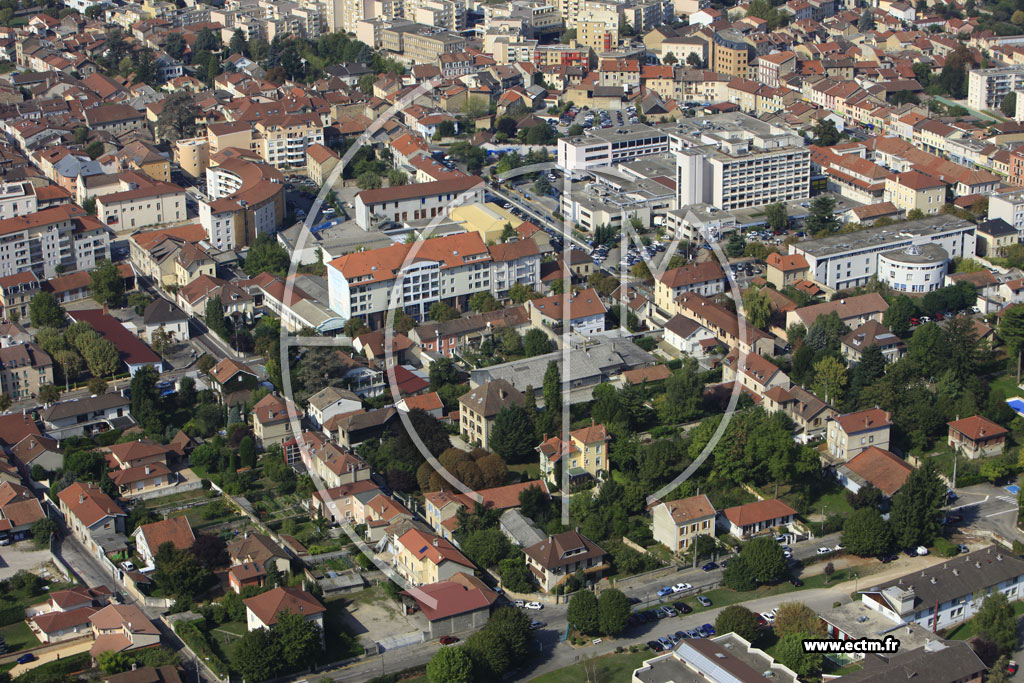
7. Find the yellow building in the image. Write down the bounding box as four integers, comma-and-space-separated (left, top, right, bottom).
537, 420, 610, 484
884, 170, 945, 216
174, 242, 216, 288
449, 202, 520, 243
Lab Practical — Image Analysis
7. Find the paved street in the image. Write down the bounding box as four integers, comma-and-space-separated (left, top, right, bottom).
949, 482, 1021, 543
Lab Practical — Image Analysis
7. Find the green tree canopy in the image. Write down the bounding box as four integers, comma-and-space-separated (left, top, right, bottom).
29, 292, 65, 328
975, 592, 1018, 655
715, 605, 761, 642
427, 645, 474, 683
597, 588, 630, 636
740, 536, 787, 585
567, 590, 599, 635
841, 507, 893, 557
889, 460, 945, 549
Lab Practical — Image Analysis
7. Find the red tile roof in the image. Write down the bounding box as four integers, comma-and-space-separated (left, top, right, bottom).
135, 516, 195, 553
658, 261, 725, 287
835, 408, 891, 434
329, 232, 490, 284
398, 528, 474, 569
243, 586, 325, 625
661, 494, 716, 524
723, 499, 796, 527
948, 415, 1008, 441
401, 572, 497, 621
67, 308, 160, 368
843, 447, 912, 497
58, 482, 124, 527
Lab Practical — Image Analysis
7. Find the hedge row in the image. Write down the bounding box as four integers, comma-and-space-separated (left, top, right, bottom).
174, 619, 229, 678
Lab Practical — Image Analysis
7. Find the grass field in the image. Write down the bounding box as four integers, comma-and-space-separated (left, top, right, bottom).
945, 600, 1024, 640
529, 650, 653, 683
0, 622, 39, 652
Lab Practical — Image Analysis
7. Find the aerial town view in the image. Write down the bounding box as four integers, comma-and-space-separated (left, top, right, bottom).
7, 0, 1024, 680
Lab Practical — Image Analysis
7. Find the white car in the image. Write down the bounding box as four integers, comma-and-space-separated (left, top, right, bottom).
760, 612, 775, 623
524, 602, 543, 610
916, 546, 929, 556
513, 600, 525, 608
120, 561, 135, 572
673, 583, 692, 593
816, 547, 832, 555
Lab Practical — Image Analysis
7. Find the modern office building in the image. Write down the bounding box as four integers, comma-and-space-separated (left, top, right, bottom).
557, 124, 671, 172
787, 215, 975, 291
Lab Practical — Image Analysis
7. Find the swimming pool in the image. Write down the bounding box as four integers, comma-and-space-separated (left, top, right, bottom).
1007, 397, 1024, 416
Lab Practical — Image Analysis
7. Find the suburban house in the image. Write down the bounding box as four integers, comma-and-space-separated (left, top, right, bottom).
841, 320, 906, 365
423, 480, 548, 541
228, 533, 291, 574
329, 407, 396, 449
837, 446, 912, 500
306, 386, 362, 429
209, 358, 259, 407
785, 293, 889, 331
394, 528, 475, 586
536, 420, 611, 485
826, 409, 892, 463
88, 604, 161, 659
654, 262, 727, 311
662, 314, 718, 357
396, 392, 444, 419
522, 530, 607, 592
400, 572, 498, 638
27, 585, 110, 644
765, 253, 809, 289
525, 288, 608, 337
311, 480, 380, 525
228, 563, 267, 594
40, 393, 132, 438
459, 379, 525, 450
362, 493, 414, 543
106, 440, 176, 496
855, 548, 1024, 631
721, 352, 789, 399
947, 415, 1008, 459
0, 488, 45, 543
243, 586, 325, 643
57, 482, 126, 558
762, 384, 835, 436
719, 499, 796, 540
142, 299, 190, 345
253, 394, 301, 448
307, 441, 372, 489
652, 494, 717, 554
132, 516, 195, 568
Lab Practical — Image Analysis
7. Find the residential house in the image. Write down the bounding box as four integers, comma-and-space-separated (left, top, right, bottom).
785, 293, 889, 331
826, 408, 892, 462
761, 384, 834, 436
0, 342, 53, 401
209, 358, 259, 407
311, 480, 380, 525
142, 299, 189, 345
0, 271, 39, 320
652, 494, 717, 554
396, 392, 444, 419
662, 314, 719, 357
28, 586, 109, 644
522, 531, 607, 592
525, 288, 608, 337
719, 499, 796, 539
654, 262, 727, 311
252, 394, 301, 448
173, 243, 215, 288
393, 528, 476, 586
841, 320, 905, 365
243, 586, 325, 643
837, 446, 912, 500
132, 516, 195, 567
721, 352, 789, 399
458, 379, 525, 450
228, 563, 267, 594
329, 407, 396, 449
228, 532, 291, 574
57, 482, 126, 558
399, 572, 498, 638
10, 435, 62, 480
765, 253, 809, 290
536, 420, 610, 485
423, 481, 549, 541
306, 386, 362, 429
40, 393, 132, 438
88, 604, 161, 659
948, 415, 1009, 459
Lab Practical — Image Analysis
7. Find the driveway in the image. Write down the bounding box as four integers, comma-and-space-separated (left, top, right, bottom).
5, 637, 92, 677
334, 586, 425, 652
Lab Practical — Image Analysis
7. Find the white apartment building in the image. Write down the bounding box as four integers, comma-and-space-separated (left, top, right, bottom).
877, 243, 949, 294
788, 215, 976, 291
97, 182, 186, 232
988, 188, 1024, 231
201, 157, 285, 250
0, 182, 38, 220
328, 232, 541, 327
0, 206, 110, 279
353, 175, 483, 230
671, 113, 809, 211
967, 67, 1024, 112
557, 125, 672, 172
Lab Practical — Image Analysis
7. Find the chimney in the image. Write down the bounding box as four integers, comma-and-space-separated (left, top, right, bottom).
79, 493, 84, 504
145, 465, 150, 475
433, 538, 438, 546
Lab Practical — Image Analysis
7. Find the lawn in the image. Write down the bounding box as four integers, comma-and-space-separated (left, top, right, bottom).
529, 650, 652, 683
798, 485, 854, 521
945, 600, 1024, 640
0, 622, 39, 652
509, 463, 540, 480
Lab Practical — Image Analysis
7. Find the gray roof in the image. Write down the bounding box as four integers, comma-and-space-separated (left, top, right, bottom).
866, 547, 1024, 615
838, 641, 984, 683
307, 386, 360, 411
470, 338, 655, 393
499, 508, 545, 548
793, 215, 973, 259
40, 393, 130, 422
143, 298, 187, 325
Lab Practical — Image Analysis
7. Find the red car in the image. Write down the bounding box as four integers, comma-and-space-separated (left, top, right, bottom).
1007, 660, 1018, 675
440, 636, 459, 645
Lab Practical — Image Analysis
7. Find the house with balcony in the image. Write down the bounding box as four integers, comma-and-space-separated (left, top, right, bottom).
948, 415, 1008, 460
522, 530, 607, 592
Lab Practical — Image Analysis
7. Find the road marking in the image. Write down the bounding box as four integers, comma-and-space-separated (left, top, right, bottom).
986, 509, 1018, 518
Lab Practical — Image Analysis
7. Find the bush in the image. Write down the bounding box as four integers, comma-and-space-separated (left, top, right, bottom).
934, 537, 959, 557
174, 620, 229, 678
0, 601, 26, 627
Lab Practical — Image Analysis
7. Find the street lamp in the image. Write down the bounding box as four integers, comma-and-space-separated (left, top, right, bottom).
820, 504, 829, 538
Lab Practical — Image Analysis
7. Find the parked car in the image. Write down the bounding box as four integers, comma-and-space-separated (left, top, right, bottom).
879, 553, 898, 563
647, 640, 664, 652
760, 612, 775, 624
17, 654, 35, 664
701, 562, 718, 572
658, 637, 674, 649
658, 586, 676, 597
120, 561, 135, 572
627, 597, 642, 605
673, 601, 692, 614
790, 577, 804, 587
529, 621, 546, 630
661, 605, 678, 617
1007, 660, 1019, 675
958, 544, 970, 554
816, 547, 832, 555
440, 636, 459, 645
916, 546, 929, 555
513, 600, 525, 608
904, 548, 918, 557
697, 596, 712, 607
524, 602, 543, 610
672, 583, 692, 593
700, 624, 716, 637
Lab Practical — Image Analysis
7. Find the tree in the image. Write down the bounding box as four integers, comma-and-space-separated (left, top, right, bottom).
239, 436, 256, 469
357, 171, 381, 190
38, 384, 61, 404
541, 361, 561, 433
811, 356, 847, 405
387, 169, 408, 187
0, 394, 10, 413
90, 259, 125, 308
97, 651, 135, 674
29, 292, 64, 328
567, 590, 599, 635
428, 357, 459, 389
726, 232, 746, 258
84, 338, 120, 379
53, 349, 84, 387
659, 360, 703, 423
522, 328, 552, 357
190, 533, 228, 569
195, 27, 221, 53
156, 91, 199, 142
30, 518, 56, 549
975, 592, 1017, 655
241, 233, 289, 277
1001, 305, 1024, 383
859, 8, 875, 31
130, 366, 163, 435
461, 528, 512, 568
597, 588, 629, 636
274, 609, 321, 671
534, 176, 551, 195
804, 194, 839, 235
842, 507, 892, 557
765, 202, 788, 232
715, 605, 761, 642
721, 555, 757, 591
889, 460, 946, 549
742, 288, 771, 329
468, 292, 500, 313
884, 294, 916, 337
232, 628, 280, 682
740, 536, 787, 584
812, 119, 840, 146
498, 555, 533, 592
429, 302, 459, 322
427, 646, 474, 683
489, 405, 536, 462
775, 632, 824, 676
229, 29, 248, 57
939, 44, 971, 99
